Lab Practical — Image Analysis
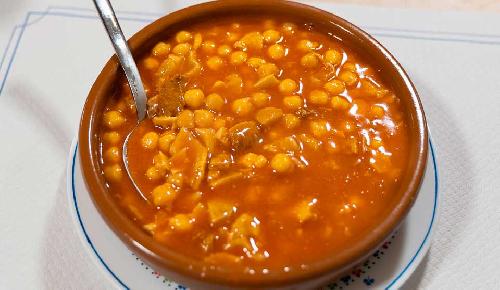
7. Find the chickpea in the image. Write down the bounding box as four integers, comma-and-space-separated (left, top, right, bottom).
239, 153, 268, 169
257, 63, 279, 78
247, 57, 266, 69
143, 57, 159, 70
207, 56, 224, 70
184, 89, 205, 108
310, 120, 330, 138
271, 153, 294, 173
263, 29, 281, 44
324, 80, 345, 95
283, 96, 303, 110
331, 96, 350, 110
172, 43, 191, 55
193, 33, 203, 49
268, 44, 286, 60
231, 97, 254, 116
152, 42, 170, 57
369, 105, 385, 119
279, 79, 298, 95
324, 49, 343, 65
141, 132, 159, 149
104, 164, 122, 182
194, 110, 215, 128
338, 70, 359, 87
202, 40, 217, 54
103, 132, 120, 145
254, 155, 268, 168
297, 40, 318, 52
281, 22, 297, 35
177, 110, 195, 128
175, 30, 193, 43
283, 114, 301, 129
212, 80, 226, 90
251, 92, 271, 108
343, 62, 357, 72
103, 111, 125, 129
308, 90, 329, 105
217, 44, 232, 56
146, 166, 162, 181
226, 74, 243, 92
158, 132, 176, 153
229, 51, 247, 65
104, 147, 120, 163
206, 93, 225, 111
300, 52, 319, 68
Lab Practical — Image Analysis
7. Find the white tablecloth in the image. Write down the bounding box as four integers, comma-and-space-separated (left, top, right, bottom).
1, 1, 499, 289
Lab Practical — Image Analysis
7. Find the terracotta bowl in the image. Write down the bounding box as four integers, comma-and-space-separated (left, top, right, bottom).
79, 1, 428, 289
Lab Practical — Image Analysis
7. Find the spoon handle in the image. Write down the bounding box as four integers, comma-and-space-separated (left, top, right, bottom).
93, 0, 147, 121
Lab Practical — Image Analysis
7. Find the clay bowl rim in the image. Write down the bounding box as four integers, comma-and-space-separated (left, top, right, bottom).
79, 0, 428, 287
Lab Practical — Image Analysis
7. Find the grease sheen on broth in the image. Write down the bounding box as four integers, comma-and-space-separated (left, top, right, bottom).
99, 16, 409, 273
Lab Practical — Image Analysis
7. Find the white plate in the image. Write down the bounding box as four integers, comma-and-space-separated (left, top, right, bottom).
66, 137, 439, 290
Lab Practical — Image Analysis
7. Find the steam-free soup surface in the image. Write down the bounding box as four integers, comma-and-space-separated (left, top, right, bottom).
99, 16, 409, 273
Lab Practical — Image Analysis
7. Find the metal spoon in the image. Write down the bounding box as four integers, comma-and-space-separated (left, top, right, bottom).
93, 0, 148, 199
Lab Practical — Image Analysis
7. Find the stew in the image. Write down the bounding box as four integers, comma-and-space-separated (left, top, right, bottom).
99, 16, 409, 273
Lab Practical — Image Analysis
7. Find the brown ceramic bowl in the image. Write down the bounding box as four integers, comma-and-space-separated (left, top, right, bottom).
79, 1, 428, 289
